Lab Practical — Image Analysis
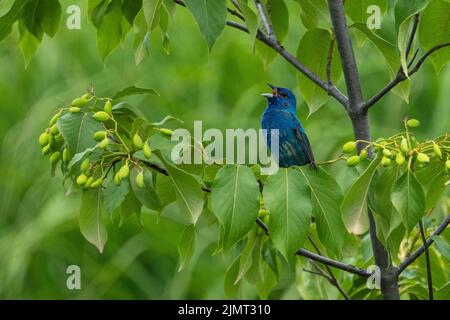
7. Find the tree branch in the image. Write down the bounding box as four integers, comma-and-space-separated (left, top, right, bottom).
419, 220, 434, 300
173, 0, 349, 108
397, 214, 450, 275
327, 0, 364, 113
254, 0, 274, 39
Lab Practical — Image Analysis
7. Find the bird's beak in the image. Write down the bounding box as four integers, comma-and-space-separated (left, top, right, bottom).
263, 83, 277, 99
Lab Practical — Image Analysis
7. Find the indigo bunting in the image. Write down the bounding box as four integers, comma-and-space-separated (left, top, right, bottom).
261, 84, 316, 168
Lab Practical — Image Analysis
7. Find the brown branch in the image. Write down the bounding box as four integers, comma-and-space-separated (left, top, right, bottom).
397, 214, 450, 275
419, 221, 434, 300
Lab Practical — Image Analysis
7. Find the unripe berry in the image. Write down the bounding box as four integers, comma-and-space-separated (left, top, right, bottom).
263, 214, 270, 226
433, 143, 442, 159
76, 174, 88, 186
39, 132, 50, 146
93, 131, 106, 141
50, 124, 59, 135
417, 153, 430, 164
159, 128, 174, 137
69, 107, 81, 113
359, 149, 368, 160
446, 160, 450, 171
114, 173, 121, 186
50, 151, 61, 164
342, 141, 356, 153
49, 112, 61, 127
104, 100, 112, 114
62, 148, 69, 162
143, 143, 152, 159
71, 96, 89, 108
381, 156, 392, 167
84, 176, 94, 188
98, 137, 109, 149
383, 148, 393, 158
80, 158, 90, 172
93, 111, 110, 122
42, 144, 51, 155
407, 119, 420, 128
347, 156, 360, 167
135, 171, 144, 188
258, 208, 268, 218
90, 178, 103, 189
118, 164, 130, 180
395, 152, 406, 166
400, 138, 409, 154
133, 133, 144, 149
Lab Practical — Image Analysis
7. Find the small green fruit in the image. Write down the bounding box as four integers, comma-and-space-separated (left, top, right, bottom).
416, 153, 430, 164
76, 174, 88, 186
93, 111, 110, 122
395, 152, 406, 166
84, 176, 94, 188
143, 143, 152, 159
69, 107, 81, 113
98, 137, 109, 149
93, 131, 106, 141
42, 144, 51, 155
49, 151, 61, 164
104, 100, 112, 114
159, 128, 174, 137
359, 149, 368, 160
347, 156, 360, 167
90, 178, 103, 189
114, 173, 121, 186
50, 124, 59, 135
342, 141, 356, 153
71, 96, 89, 108
433, 143, 442, 159
445, 160, 450, 171
258, 209, 268, 218
62, 148, 69, 162
407, 119, 420, 128
135, 171, 144, 188
39, 132, 50, 146
263, 214, 270, 226
382, 148, 393, 158
118, 164, 130, 180
381, 156, 392, 167
80, 158, 90, 172
133, 133, 143, 149
400, 138, 409, 154
49, 112, 61, 126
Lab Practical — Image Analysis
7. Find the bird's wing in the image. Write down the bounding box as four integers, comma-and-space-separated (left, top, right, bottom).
282, 111, 316, 168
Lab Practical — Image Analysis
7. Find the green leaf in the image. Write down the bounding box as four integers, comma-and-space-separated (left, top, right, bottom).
256, 250, 280, 299
263, 168, 311, 258
372, 165, 400, 228
130, 167, 161, 211
80, 189, 108, 253
396, 0, 429, 76
224, 257, 241, 299
431, 235, 450, 260
178, 224, 196, 271
298, 167, 347, 257
89, 0, 112, 27
235, 230, 257, 284
415, 160, 448, 210
255, 40, 277, 68
211, 165, 260, 250
341, 156, 381, 235
120, 188, 142, 225
269, 0, 289, 42
419, 0, 450, 73
132, 9, 150, 64
57, 112, 103, 159
113, 85, 159, 99
296, 0, 331, 30
238, 0, 257, 42
297, 28, 342, 114
123, 0, 143, 25
345, 0, 388, 24
391, 170, 426, 233
143, 0, 162, 31
0, 0, 27, 41
18, 21, 40, 67
103, 178, 130, 215
155, 151, 205, 224
184, 0, 227, 50
97, 0, 123, 61
38, 0, 62, 37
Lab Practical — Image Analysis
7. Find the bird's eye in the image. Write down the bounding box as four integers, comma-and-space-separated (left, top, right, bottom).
280, 92, 288, 98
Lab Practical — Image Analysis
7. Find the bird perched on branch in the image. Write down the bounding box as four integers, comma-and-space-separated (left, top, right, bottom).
261, 84, 316, 169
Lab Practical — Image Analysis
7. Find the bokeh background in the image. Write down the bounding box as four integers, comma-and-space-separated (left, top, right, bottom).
0, 1, 448, 299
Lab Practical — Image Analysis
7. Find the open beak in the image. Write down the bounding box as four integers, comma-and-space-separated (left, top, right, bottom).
262, 83, 277, 99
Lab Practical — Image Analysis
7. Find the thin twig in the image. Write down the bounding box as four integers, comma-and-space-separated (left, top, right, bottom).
404, 14, 420, 63
419, 221, 434, 300
397, 214, 450, 275
254, 0, 274, 39
326, 34, 335, 89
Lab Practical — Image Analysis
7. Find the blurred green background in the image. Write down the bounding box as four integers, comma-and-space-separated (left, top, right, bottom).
0, 1, 449, 299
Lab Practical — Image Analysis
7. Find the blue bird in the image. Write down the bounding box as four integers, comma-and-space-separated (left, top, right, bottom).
261, 84, 316, 169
